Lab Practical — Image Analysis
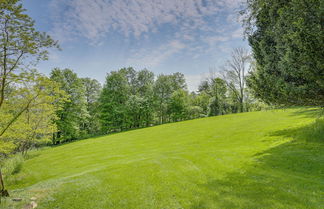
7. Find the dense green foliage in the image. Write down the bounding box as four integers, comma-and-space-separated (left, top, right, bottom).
0, 0, 58, 152
48, 69, 104, 144
81, 78, 102, 135
0, 72, 65, 155
98, 66, 261, 135
244, 0, 324, 106
50, 69, 89, 143
99, 69, 188, 131
2, 108, 323, 208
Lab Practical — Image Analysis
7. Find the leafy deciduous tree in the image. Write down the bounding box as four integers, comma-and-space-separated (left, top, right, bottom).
0, 0, 58, 196
81, 78, 102, 135
50, 68, 88, 143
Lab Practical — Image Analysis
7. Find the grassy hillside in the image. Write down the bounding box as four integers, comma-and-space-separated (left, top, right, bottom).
3, 108, 324, 209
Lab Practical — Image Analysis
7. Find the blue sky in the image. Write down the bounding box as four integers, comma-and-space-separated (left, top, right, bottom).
22, 0, 248, 91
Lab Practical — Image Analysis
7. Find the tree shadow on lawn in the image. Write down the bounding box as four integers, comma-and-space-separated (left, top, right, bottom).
191, 119, 324, 209
288, 107, 323, 119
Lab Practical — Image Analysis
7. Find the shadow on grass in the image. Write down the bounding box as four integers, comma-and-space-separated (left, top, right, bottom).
192, 119, 324, 209
288, 107, 323, 119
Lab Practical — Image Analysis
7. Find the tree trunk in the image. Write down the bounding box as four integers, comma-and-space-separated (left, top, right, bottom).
0, 168, 9, 197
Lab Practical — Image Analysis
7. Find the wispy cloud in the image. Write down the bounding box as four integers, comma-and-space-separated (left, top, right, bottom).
46, 0, 246, 85
185, 72, 210, 92
49, 0, 243, 43
127, 40, 186, 68
204, 27, 244, 45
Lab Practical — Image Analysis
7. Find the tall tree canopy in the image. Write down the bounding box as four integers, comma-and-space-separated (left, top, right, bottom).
0, 0, 58, 110
81, 78, 102, 135
99, 69, 130, 132
50, 68, 88, 143
244, 0, 324, 106
153, 73, 187, 124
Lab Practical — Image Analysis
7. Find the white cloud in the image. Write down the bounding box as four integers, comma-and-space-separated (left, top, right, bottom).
49, 0, 243, 43
203, 26, 244, 49
47, 0, 246, 74
185, 72, 211, 92
231, 27, 244, 38
127, 40, 186, 68
205, 35, 230, 46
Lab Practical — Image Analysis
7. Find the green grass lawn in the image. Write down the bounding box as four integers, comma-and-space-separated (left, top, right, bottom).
2, 108, 324, 209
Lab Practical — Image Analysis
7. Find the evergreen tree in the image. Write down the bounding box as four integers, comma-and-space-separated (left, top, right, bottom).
244, 0, 324, 105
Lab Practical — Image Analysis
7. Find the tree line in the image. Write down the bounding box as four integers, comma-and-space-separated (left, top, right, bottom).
49, 49, 264, 144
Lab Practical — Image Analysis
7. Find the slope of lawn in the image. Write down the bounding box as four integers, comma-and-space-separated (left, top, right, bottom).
3, 108, 324, 209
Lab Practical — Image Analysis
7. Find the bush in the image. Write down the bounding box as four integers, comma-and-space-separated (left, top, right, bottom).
2, 154, 24, 176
